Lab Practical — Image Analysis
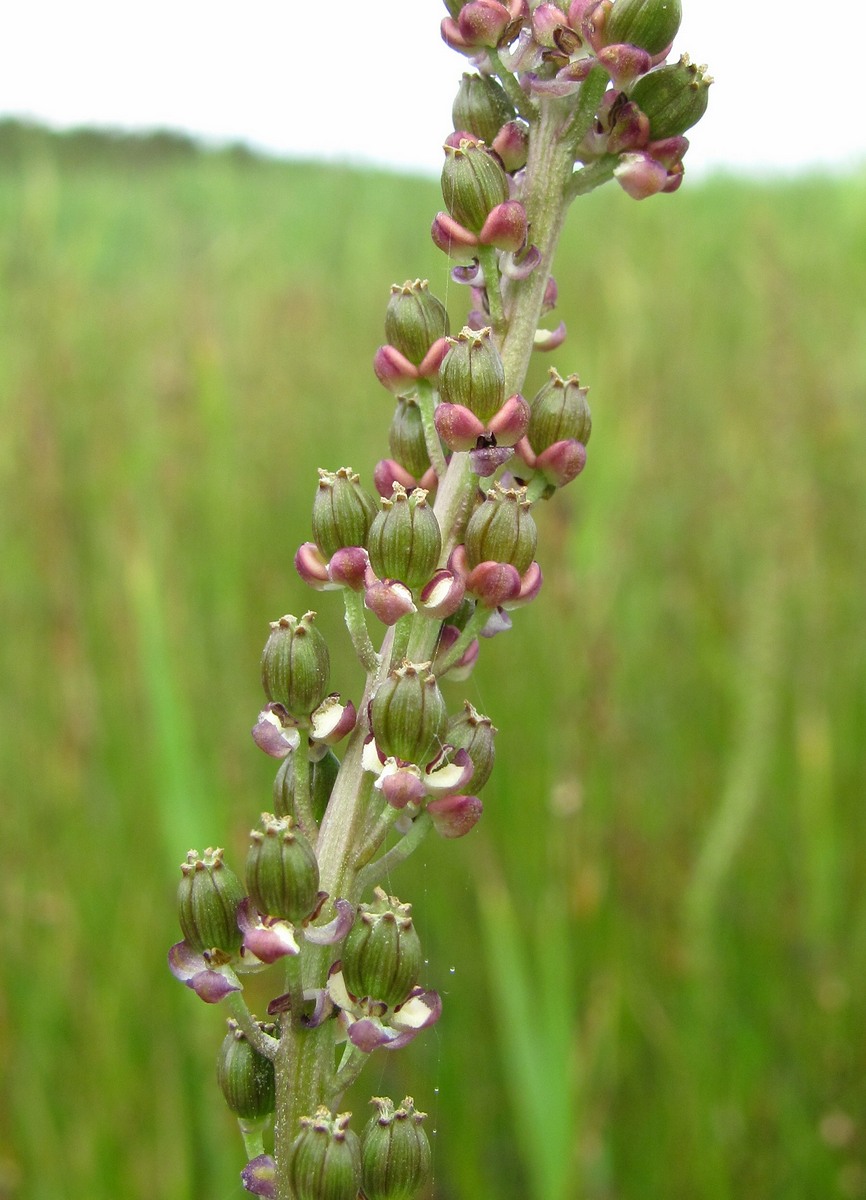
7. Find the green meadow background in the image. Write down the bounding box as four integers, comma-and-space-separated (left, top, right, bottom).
1, 120, 865, 1200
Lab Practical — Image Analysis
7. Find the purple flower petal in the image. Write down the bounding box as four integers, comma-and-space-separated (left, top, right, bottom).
241, 1154, 276, 1197
168, 941, 242, 1003
303, 898, 355, 946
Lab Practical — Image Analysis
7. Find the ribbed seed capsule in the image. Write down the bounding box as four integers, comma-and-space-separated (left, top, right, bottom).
217, 1019, 276, 1120
441, 138, 509, 233
629, 55, 712, 139
452, 73, 516, 144
438, 327, 505, 423
464, 484, 537, 575
312, 466, 377, 559
273, 747, 339, 824
384, 280, 449, 366
289, 1109, 362, 1200
367, 485, 442, 589
177, 847, 245, 953
342, 888, 423, 1007
529, 368, 592, 452
446, 702, 497, 793
389, 398, 431, 479
371, 661, 447, 764
361, 1096, 432, 1200
245, 813, 320, 922
261, 612, 330, 717
604, 0, 682, 55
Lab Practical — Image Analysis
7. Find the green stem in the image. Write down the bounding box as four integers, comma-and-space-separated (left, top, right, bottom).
566, 155, 618, 202
224, 991, 279, 1061
435, 602, 488, 677
415, 379, 449, 479
353, 798, 402, 872
327, 1044, 369, 1110
355, 812, 434, 895
487, 49, 538, 122
238, 1119, 267, 1162
500, 99, 580, 395
389, 611, 413, 669
477, 244, 506, 335
291, 735, 318, 844
343, 588, 379, 673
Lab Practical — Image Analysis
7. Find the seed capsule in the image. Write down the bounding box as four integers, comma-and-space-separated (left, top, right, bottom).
438, 327, 505, 424
217, 1019, 276, 1121
177, 847, 245, 954
441, 138, 509, 234
261, 612, 330, 717
464, 483, 537, 575
361, 1096, 432, 1200
604, 0, 682, 56
342, 888, 423, 1008
529, 368, 592, 452
245, 813, 320, 922
289, 1109, 361, 1200
629, 55, 712, 139
384, 279, 449, 367
371, 661, 447, 765
312, 466, 377, 560
367, 485, 442, 590
452, 73, 515, 144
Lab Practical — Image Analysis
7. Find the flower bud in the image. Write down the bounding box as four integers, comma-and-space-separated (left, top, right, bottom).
452, 73, 516, 144
446, 702, 497, 792
371, 661, 448, 764
464, 483, 537, 574
361, 1096, 432, 1200
389, 397, 432, 479
529, 368, 592, 451
441, 138, 509, 234
217, 1020, 276, 1121
261, 612, 330, 717
245, 813, 320, 922
604, 0, 681, 55
342, 888, 423, 1007
629, 55, 712, 139
384, 280, 450, 367
273, 747, 339, 824
438, 327, 505, 423
177, 847, 245, 954
367, 485, 442, 589
312, 467, 377, 559
289, 1109, 361, 1200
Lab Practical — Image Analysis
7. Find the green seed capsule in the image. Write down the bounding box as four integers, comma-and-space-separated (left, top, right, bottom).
368, 485, 442, 589
217, 1020, 276, 1120
361, 1096, 432, 1200
177, 847, 245, 954
446, 702, 497, 793
452, 73, 516, 144
438, 326, 505, 423
389, 398, 431, 479
629, 55, 712, 139
289, 1109, 362, 1200
464, 483, 537, 575
371, 661, 447, 764
384, 280, 449, 366
441, 138, 509, 233
604, 0, 682, 55
529, 368, 592, 452
312, 466, 377, 559
245, 813, 320, 922
261, 611, 330, 717
342, 888, 423, 1007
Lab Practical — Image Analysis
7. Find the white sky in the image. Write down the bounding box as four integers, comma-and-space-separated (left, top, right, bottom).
3, 1, 866, 178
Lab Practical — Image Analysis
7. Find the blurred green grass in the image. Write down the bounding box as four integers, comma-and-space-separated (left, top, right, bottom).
1, 120, 865, 1200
